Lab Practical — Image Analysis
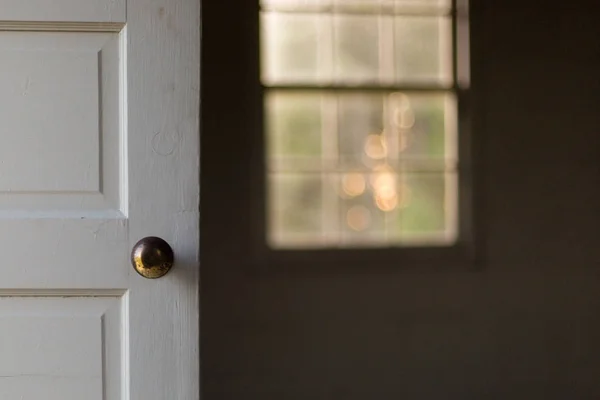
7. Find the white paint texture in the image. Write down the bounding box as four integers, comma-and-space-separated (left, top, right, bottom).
0, 0, 200, 398
0, 0, 126, 23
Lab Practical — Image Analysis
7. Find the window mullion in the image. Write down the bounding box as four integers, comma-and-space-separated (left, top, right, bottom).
319, 12, 338, 244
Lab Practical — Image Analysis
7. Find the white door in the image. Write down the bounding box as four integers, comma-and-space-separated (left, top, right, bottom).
0, 1, 199, 399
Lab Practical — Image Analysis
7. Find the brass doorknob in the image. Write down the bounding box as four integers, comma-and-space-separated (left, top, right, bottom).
131, 236, 174, 279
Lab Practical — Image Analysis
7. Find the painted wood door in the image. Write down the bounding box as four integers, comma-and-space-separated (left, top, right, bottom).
0, 1, 199, 399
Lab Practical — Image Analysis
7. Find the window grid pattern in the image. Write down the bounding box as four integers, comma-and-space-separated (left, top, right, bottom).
261, 0, 460, 248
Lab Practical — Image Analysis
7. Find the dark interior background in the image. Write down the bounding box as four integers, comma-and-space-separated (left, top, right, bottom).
201, 0, 600, 398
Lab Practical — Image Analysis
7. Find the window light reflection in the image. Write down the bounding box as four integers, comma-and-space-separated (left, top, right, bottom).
262, 0, 461, 247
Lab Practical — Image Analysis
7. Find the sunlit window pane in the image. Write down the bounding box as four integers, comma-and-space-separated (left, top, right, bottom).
266, 91, 456, 169
334, 0, 389, 13
333, 15, 381, 83
265, 90, 457, 247
268, 174, 322, 237
341, 192, 389, 245
261, 13, 327, 84
340, 171, 457, 245
268, 170, 457, 247
261, 13, 452, 86
268, 173, 337, 248
336, 92, 456, 167
394, 16, 452, 84
386, 92, 456, 159
394, 172, 457, 243
395, 0, 451, 10
266, 92, 323, 162
261, 0, 329, 11
337, 93, 386, 168
260, 0, 463, 248
334, 0, 451, 11
261, 0, 452, 12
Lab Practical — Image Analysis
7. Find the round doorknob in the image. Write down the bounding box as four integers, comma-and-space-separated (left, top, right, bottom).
131, 236, 174, 279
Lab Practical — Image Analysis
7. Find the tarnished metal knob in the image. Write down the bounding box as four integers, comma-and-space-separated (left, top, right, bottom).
131, 236, 174, 279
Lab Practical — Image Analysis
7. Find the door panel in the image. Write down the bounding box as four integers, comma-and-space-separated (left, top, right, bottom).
0, 297, 122, 400
0, 32, 122, 214
0, 29, 127, 288
0, 29, 128, 291
0, 0, 199, 399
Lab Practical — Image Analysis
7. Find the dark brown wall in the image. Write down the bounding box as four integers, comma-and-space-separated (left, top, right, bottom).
201, 1, 600, 398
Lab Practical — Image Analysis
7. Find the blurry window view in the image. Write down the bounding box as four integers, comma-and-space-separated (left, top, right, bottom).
261, 0, 461, 248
